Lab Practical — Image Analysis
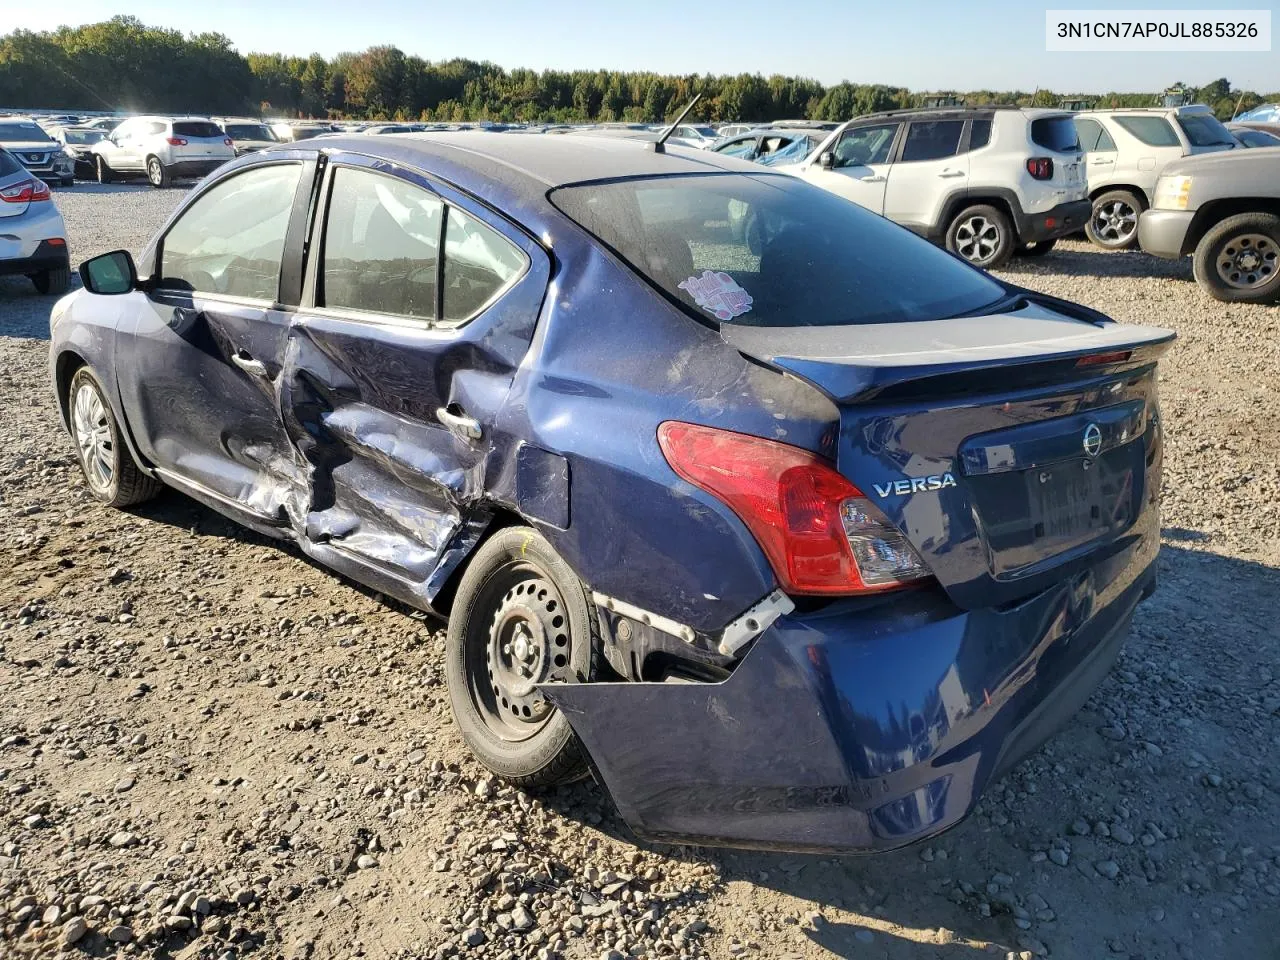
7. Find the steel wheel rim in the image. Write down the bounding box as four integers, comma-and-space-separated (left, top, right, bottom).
148, 159, 162, 184
1216, 233, 1277, 289
1092, 200, 1137, 243
72, 382, 114, 492
468, 562, 574, 742
956, 216, 1000, 262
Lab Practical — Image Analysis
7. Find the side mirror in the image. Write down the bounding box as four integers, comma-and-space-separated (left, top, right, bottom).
79, 250, 138, 295
819, 150, 835, 169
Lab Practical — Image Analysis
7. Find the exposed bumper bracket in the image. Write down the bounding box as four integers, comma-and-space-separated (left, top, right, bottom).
717, 589, 794, 657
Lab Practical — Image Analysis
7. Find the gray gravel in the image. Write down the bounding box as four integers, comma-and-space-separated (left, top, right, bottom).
1, 189, 1278, 959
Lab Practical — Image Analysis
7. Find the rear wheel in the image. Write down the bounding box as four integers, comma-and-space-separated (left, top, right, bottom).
67, 367, 163, 507
1015, 238, 1057, 257
146, 156, 169, 188
445, 527, 600, 787
946, 204, 1014, 269
1192, 212, 1280, 304
95, 156, 114, 184
31, 267, 70, 295
1085, 189, 1143, 250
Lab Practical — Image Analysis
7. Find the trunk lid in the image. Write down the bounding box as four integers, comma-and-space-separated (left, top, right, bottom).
721, 298, 1174, 609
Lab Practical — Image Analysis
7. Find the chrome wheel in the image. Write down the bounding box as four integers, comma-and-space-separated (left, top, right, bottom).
147, 159, 163, 186
1091, 200, 1138, 245
955, 215, 1001, 263
72, 382, 114, 493
472, 564, 574, 742
1215, 233, 1277, 290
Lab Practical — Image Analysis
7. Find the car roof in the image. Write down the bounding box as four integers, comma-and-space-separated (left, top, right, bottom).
294, 131, 749, 190
1077, 104, 1213, 116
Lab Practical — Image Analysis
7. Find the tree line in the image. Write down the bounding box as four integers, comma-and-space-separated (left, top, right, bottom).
1, 17, 1276, 123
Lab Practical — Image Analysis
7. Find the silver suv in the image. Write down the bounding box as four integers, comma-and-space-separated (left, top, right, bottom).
90, 116, 234, 188
1073, 105, 1238, 250
781, 107, 1089, 269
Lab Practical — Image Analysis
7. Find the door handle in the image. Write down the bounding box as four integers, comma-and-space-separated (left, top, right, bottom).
861, 175, 886, 183
938, 169, 965, 178
231, 351, 268, 378
1091, 158, 1114, 165
437, 405, 482, 441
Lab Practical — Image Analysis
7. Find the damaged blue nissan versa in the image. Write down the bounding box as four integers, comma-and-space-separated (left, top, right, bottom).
49, 132, 1173, 853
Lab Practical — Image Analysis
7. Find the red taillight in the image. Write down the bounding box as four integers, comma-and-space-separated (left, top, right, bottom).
1076, 350, 1132, 367
0, 179, 51, 203
657, 422, 930, 595
1026, 157, 1054, 180
166, 137, 188, 146
223, 138, 233, 146
46, 237, 65, 246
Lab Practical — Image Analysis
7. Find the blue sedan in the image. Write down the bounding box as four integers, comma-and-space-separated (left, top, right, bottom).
49, 133, 1173, 853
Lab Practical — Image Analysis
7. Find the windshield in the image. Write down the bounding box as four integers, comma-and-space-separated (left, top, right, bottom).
225, 124, 275, 141
62, 130, 103, 145
0, 122, 53, 142
550, 173, 1006, 328
1178, 114, 1236, 147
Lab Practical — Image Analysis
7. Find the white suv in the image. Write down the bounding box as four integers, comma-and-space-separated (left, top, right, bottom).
1073, 105, 1238, 249
90, 116, 235, 188
780, 107, 1089, 269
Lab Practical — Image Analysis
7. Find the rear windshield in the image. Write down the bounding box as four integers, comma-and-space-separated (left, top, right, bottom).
172, 121, 224, 139
550, 174, 1006, 328
1177, 114, 1236, 147
1030, 116, 1080, 152
0, 122, 52, 142
0, 149, 22, 177
1113, 116, 1180, 147
224, 124, 275, 141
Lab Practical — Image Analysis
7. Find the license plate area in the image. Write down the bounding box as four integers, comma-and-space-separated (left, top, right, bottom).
1029, 461, 1101, 543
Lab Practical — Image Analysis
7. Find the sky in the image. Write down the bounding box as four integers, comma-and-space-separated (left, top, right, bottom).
8, 1, 1278, 94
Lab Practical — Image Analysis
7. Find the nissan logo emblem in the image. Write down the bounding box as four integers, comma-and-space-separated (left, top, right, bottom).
1083, 423, 1102, 458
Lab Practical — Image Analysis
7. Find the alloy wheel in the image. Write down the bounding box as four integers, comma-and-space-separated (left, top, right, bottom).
470, 563, 575, 742
1215, 233, 1277, 290
72, 382, 114, 493
955, 215, 1001, 263
1092, 200, 1138, 245
148, 159, 163, 186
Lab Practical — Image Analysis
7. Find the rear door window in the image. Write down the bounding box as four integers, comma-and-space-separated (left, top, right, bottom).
1113, 116, 1180, 147
1030, 116, 1080, 152
321, 167, 443, 321
160, 163, 302, 300
442, 207, 527, 322
968, 119, 992, 150
900, 120, 964, 162
1073, 117, 1117, 152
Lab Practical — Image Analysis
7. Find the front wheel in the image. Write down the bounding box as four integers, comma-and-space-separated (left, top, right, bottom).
146, 156, 169, 188
67, 367, 163, 507
445, 526, 600, 787
95, 156, 114, 184
59, 177, 74, 188
1192, 212, 1280, 304
945, 204, 1014, 269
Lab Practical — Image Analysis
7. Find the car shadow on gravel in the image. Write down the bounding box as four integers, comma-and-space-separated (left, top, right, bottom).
1005, 247, 1195, 281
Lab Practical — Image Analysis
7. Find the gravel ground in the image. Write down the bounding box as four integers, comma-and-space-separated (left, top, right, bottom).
1, 187, 1278, 960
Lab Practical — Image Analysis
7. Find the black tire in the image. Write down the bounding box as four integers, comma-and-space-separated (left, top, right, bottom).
66, 366, 163, 508
1191, 212, 1280, 304
1015, 238, 1058, 257
445, 526, 600, 787
1085, 189, 1143, 250
945, 204, 1014, 269
59, 177, 74, 188
95, 156, 114, 184
146, 156, 169, 188
31, 267, 70, 296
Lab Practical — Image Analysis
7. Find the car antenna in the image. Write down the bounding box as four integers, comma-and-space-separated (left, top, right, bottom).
655, 94, 702, 153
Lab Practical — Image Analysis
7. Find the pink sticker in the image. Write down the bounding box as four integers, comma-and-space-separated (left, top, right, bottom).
677, 270, 753, 321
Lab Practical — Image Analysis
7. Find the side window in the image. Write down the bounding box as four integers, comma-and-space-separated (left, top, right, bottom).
717, 138, 757, 159
1113, 116, 1180, 147
321, 167, 443, 321
147, 121, 166, 137
442, 207, 526, 322
968, 119, 992, 150
1074, 118, 1102, 152
899, 120, 965, 162
160, 163, 302, 301
833, 123, 898, 167
112, 120, 135, 139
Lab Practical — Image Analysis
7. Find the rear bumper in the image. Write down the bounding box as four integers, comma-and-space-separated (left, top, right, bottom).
167, 159, 229, 179
546, 513, 1158, 854
0, 239, 69, 277
1138, 209, 1195, 259
1015, 198, 1092, 244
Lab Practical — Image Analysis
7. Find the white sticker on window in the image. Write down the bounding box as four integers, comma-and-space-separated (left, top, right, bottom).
678, 270, 753, 321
